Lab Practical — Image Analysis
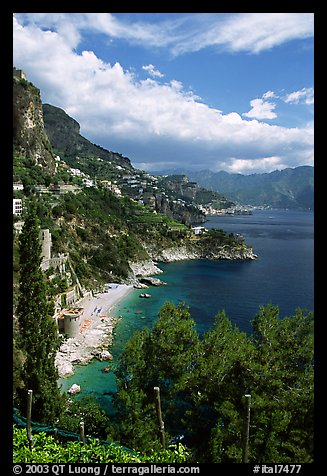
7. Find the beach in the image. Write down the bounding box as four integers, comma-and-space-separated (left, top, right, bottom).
55, 284, 133, 378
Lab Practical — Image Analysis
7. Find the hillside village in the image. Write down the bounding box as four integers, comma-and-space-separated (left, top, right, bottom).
13, 68, 257, 342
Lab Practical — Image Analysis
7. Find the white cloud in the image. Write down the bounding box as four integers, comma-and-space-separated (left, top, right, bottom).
15, 12, 314, 57
142, 64, 164, 78
15, 13, 167, 47
262, 90, 277, 100
243, 97, 277, 120
221, 156, 287, 174
284, 87, 314, 105
13, 15, 314, 174
169, 13, 314, 55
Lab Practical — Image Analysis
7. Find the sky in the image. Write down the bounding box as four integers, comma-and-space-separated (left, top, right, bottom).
13, 13, 314, 174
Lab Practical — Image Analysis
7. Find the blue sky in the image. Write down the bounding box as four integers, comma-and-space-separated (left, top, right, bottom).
13, 13, 314, 174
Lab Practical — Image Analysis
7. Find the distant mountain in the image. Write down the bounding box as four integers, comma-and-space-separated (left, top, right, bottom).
154, 167, 314, 210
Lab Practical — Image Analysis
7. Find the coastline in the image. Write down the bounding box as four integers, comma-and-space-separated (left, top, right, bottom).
55, 284, 133, 379
57, 244, 257, 382
56, 210, 312, 402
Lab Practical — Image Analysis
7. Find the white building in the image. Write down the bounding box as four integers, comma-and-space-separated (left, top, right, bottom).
13, 182, 24, 191
13, 221, 24, 234
69, 168, 83, 177
192, 226, 207, 235
82, 178, 95, 187
13, 199, 23, 216
40, 229, 52, 261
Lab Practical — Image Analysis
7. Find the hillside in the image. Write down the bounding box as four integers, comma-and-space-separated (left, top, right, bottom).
13, 71, 256, 293
154, 167, 314, 210
42, 104, 236, 224
42, 104, 132, 170
13, 75, 56, 173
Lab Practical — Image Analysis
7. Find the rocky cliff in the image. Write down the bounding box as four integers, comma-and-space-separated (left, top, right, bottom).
153, 192, 206, 225
13, 75, 56, 173
42, 104, 132, 170
148, 243, 257, 263
13, 72, 257, 292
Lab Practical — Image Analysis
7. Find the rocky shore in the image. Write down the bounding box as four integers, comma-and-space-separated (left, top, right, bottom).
55, 286, 132, 379
129, 260, 163, 278
128, 243, 257, 286
148, 244, 257, 264
55, 317, 116, 378
57, 244, 257, 382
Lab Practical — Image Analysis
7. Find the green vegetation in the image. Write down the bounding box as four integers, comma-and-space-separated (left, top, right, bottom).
47, 188, 187, 284
42, 103, 132, 170
112, 303, 313, 463
14, 75, 40, 95
156, 174, 234, 209
14, 201, 64, 424
56, 396, 111, 441
13, 426, 191, 463
185, 167, 314, 210
13, 299, 312, 463
13, 71, 312, 464
13, 153, 79, 188
13, 186, 195, 291
12, 182, 310, 463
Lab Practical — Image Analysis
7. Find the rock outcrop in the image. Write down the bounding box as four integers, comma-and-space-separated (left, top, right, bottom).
13, 74, 56, 172
43, 103, 132, 170
127, 243, 257, 286
129, 260, 164, 278
68, 384, 81, 395
151, 244, 257, 262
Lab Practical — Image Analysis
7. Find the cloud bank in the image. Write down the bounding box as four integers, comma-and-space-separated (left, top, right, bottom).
13, 14, 314, 174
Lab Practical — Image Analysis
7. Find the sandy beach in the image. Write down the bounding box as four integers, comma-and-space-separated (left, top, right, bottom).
55, 284, 133, 378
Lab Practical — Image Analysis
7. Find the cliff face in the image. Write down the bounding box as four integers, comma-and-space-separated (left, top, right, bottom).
42, 104, 132, 170
42, 105, 206, 224
148, 243, 257, 263
153, 192, 206, 225
13, 76, 56, 173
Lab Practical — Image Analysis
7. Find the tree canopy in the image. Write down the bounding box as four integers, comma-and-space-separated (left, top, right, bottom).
113, 302, 314, 463
14, 201, 64, 424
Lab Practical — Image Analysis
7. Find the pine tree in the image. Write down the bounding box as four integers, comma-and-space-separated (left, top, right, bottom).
15, 201, 63, 424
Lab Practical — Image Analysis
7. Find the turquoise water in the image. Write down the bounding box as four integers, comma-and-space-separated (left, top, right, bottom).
59, 209, 314, 414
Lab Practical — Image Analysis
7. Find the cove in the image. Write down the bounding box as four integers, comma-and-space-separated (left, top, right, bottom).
59, 209, 314, 414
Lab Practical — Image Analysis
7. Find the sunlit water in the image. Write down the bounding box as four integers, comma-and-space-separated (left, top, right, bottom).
59, 209, 314, 414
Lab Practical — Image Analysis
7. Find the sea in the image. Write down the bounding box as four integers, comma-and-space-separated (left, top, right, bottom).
59, 209, 314, 414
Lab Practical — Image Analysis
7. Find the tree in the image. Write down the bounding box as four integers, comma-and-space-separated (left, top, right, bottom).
15, 201, 63, 424
113, 303, 314, 462
58, 396, 111, 440
187, 311, 253, 462
189, 305, 314, 463
249, 305, 314, 462
113, 302, 200, 452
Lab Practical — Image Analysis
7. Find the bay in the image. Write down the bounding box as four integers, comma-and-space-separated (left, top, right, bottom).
59, 209, 314, 413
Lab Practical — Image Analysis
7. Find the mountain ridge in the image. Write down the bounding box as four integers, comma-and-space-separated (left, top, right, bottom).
42, 103, 132, 170
152, 166, 314, 210
13, 71, 256, 291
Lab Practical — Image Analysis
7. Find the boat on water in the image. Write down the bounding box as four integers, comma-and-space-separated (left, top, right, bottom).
139, 293, 151, 298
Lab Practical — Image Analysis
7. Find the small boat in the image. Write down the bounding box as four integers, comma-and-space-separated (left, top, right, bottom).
101, 365, 111, 373
139, 293, 151, 298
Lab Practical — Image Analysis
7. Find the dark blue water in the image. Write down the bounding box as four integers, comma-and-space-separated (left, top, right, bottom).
59, 209, 314, 411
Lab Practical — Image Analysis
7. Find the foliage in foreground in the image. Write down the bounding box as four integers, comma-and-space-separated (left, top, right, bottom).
13, 425, 192, 463
14, 201, 64, 424
113, 303, 314, 463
